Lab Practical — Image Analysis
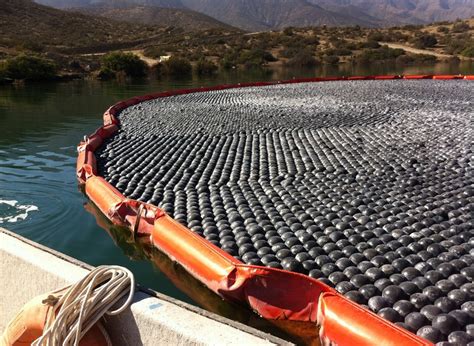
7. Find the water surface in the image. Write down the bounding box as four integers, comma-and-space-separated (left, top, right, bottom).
1, 62, 473, 304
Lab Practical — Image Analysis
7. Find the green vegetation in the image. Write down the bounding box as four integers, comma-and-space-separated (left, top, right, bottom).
356, 46, 404, 64
437, 26, 450, 34
237, 48, 277, 68
452, 21, 471, 33
0, 55, 57, 81
411, 34, 438, 49
195, 59, 218, 75
160, 57, 192, 77
286, 50, 318, 68
396, 54, 437, 65
323, 55, 340, 65
461, 45, 474, 58
99, 52, 147, 79
1, 3, 472, 84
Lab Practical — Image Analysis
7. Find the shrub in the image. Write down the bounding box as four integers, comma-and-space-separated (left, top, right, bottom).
411, 34, 438, 49
195, 59, 218, 75
161, 56, 192, 76
386, 30, 409, 42
400, 54, 437, 65
445, 37, 474, 55
143, 46, 169, 59
97, 67, 115, 80
413, 54, 437, 64
0, 54, 57, 81
437, 26, 450, 34
283, 27, 294, 36
0, 62, 6, 81
395, 55, 415, 65
304, 35, 320, 46
333, 48, 353, 56
101, 52, 147, 78
238, 48, 277, 68
323, 55, 339, 65
220, 57, 237, 69
361, 40, 381, 49
19, 41, 44, 53
445, 56, 460, 64
403, 24, 423, 31
367, 32, 384, 41
461, 45, 474, 57
356, 46, 404, 64
220, 50, 239, 69
452, 22, 470, 33
286, 50, 317, 68
280, 44, 305, 59
445, 39, 467, 54
330, 38, 343, 48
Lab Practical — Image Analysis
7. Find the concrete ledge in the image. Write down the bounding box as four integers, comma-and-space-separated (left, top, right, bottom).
0, 229, 290, 345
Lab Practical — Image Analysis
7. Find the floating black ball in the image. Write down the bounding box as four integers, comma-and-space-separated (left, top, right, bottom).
417, 326, 443, 343
393, 300, 416, 318
97, 80, 474, 345
405, 312, 428, 331
383, 285, 407, 304
432, 314, 461, 335
368, 296, 391, 312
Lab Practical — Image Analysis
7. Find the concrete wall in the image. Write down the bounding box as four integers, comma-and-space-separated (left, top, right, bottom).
0, 228, 289, 345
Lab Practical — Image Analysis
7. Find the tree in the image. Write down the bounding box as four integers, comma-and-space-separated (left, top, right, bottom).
323, 55, 339, 65
437, 26, 449, 34
0, 55, 57, 81
286, 50, 318, 68
195, 59, 218, 75
161, 56, 192, 76
461, 45, 474, 58
238, 48, 277, 68
412, 34, 438, 49
283, 27, 294, 36
452, 22, 470, 33
100, 52, 147, 78
356, 46, 404, 64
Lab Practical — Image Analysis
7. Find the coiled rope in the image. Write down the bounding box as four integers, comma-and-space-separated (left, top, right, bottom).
33, 265, 135, 346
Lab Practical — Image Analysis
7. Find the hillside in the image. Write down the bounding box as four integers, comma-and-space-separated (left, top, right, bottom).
33, 0, 474, 30
1, 0, 472, 83
309, 0, 474, 26
139, 17, 473, 67
178, 0, 374, 31
77, 4, 237, 31
0, 0, 165, 53
35, 0, 185, 9
37, 0, 375, 30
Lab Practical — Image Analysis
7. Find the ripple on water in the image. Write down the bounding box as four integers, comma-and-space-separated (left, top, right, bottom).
0, 148, 80, 244
0, 199, 39, 223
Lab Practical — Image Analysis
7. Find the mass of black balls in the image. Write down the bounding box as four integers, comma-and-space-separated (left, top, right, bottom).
96, 80, 474, 344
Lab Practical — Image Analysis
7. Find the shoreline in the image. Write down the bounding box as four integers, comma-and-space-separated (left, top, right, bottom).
1, 59, 473, 86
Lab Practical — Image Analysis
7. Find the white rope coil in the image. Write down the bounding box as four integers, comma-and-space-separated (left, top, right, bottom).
33, 265, 135, 346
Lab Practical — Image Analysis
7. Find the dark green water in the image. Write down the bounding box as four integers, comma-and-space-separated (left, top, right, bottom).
1, 62, 473, 306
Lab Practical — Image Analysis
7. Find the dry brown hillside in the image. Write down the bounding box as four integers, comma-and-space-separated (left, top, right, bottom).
0, 0, 164, 53
76, 5, 238, 31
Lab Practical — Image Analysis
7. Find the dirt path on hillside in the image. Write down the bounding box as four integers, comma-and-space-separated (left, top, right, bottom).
381, 42, 453, 59
80, 50, 159, 67
124, 50, 159, 66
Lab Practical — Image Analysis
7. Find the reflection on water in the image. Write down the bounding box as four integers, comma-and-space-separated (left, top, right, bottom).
0, 62, 472, 340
